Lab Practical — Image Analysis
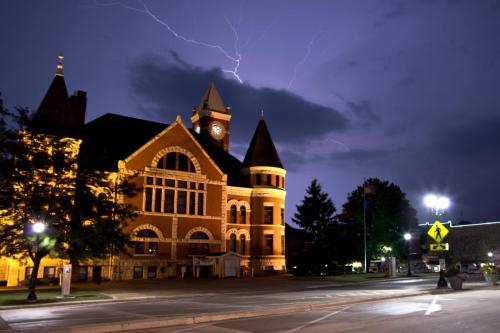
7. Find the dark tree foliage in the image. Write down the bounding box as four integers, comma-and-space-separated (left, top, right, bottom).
291, 179, 340, 274
0, 106, 137, 300
340, 178, 418, 267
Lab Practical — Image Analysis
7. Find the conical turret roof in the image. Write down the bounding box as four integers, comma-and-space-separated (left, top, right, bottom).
31, 55, 85, 136
194, 82, 229, 114
243, 118, 283, 168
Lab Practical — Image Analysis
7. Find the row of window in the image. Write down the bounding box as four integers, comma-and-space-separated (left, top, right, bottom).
255, 174, 285, 188
228, 206, 285, 225
144, 178, 205, 215
228, 234, 246, 254
132, 229, 284, 256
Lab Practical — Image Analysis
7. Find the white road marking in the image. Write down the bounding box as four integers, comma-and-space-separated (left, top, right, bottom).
285, 307, 349, 332
425, 295, 441, 315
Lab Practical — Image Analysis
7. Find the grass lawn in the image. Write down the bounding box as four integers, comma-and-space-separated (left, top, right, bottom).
0, 288, 111, 306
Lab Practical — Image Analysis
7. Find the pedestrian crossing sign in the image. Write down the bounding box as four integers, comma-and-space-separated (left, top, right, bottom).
430, 243, 449, 251
427, 220, 449, 243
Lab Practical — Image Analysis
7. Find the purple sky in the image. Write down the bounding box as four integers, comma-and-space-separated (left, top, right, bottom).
2, 0, 500, 225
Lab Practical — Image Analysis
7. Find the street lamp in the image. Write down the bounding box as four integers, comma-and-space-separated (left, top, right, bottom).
424, 194, 450, 216
27, 221, 45, 302
488, 251, 493, 258
404, 233, 412, 277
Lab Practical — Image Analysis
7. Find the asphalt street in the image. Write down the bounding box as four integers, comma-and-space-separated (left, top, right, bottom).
0, 275, 494, 332
129, 289, 500, 333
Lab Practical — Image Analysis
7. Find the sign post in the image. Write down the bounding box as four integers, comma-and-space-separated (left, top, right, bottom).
61, 264, 72, 297
427, 220, 449, 288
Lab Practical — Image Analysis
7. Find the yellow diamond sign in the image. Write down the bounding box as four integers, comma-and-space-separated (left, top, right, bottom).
428, 220, 449, 243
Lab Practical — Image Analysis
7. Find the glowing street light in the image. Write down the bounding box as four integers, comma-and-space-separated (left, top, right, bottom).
488, 251, 493, 258
424, 194, 450, 216
33, 222, 45, 234
404, 233, 412, 277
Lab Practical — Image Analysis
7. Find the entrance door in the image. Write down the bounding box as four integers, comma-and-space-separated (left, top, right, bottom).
224, 260, 237, 277
147, 266, 157, 279
92, 266, 102, 282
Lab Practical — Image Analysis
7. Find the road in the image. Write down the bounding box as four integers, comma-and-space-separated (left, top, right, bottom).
130, 289, 500, 333
0, 275, 494, 332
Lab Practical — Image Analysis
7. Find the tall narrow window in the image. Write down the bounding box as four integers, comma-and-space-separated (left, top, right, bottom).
240, 234, 246, 254
177, 191, 187, 214
164, 189, 174, 213
267, 174, 271, 185
276, 175, 280, 187
144, 188, 153, 212
166, 153, 176, 169
198, 193, 204, 215
178, 153, 188, 171
264, 234, 273, 255
240, 206, 246, 224
256, 174, 262, 185
230, 234, 236, 252
230, 205, 237, 224
154, 188, 162, 212
189, 192, 196, 215
281, 235, 285, 255
281, 208, 285, 226
264, 206, 273, 224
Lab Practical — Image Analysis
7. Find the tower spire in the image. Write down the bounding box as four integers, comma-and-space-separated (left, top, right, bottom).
260, 109, 264, 119
56, 54, 64, 77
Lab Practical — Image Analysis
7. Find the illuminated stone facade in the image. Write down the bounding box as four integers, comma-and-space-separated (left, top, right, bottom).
0, 60, 286, 284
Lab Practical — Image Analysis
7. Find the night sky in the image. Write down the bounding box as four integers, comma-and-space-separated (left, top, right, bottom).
2, 0, 500, 225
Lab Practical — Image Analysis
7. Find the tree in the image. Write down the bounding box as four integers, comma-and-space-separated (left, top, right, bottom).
291, 179, 338, 274
340, 178, 418, 270
0, 107, 137, 301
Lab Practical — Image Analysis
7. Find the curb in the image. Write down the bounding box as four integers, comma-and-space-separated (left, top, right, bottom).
20, 290, 433, 333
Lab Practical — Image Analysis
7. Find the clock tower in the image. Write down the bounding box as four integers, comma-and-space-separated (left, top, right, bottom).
191, 82, 231, 152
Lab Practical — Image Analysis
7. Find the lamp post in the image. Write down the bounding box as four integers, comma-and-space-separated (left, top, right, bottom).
27, 222, 45, 302
424, 194, 450, 288
404, 233, 412, 277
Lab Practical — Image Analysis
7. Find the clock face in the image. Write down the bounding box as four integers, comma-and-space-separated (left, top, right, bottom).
210, 122, 225, 140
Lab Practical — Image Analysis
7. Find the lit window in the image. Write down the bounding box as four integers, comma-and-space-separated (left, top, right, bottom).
265, 234, 273, 255
240, 206, 246, 224
230, 205, 237, 223
264, 207, 273, 224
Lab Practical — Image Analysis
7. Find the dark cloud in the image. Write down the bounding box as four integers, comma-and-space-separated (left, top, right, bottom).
129, 55, 348, 145
393, 76, 417, 88
330, 148, 388, 162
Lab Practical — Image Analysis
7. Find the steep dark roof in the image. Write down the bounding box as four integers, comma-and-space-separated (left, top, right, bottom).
189, 129, 251, 187
243, 119, 283, 168
193, 82, 229, 114
79, 113, 167, 171
31, 62, 86, 137
79, 113, 250, 187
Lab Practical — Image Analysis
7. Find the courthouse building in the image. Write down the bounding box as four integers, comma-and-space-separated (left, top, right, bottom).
0, 58, 286, 285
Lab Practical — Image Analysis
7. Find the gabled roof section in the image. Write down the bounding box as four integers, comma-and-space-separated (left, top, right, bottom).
243, 119, 283, 169
194, 82, 229, 114
79, 113, 167, 171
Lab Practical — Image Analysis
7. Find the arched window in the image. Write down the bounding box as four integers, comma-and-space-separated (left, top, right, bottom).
230, 234, 237, 252
156, 152, 196, 172
134, 229, 159, 255
230, 205, 237, 224
239, 206, 246, 224
190, 231, 209, 240
239, 234, 246, 254
189, 231, 209, 255
136, 229, 158, 238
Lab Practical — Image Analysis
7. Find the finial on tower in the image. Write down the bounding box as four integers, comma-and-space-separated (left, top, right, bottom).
260, 109, 264, 120
56, 54, 64, 76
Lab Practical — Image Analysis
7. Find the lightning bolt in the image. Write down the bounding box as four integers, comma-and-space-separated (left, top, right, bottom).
95, 0, 243, 83
287, 31, 322, 89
